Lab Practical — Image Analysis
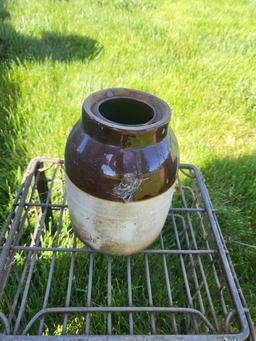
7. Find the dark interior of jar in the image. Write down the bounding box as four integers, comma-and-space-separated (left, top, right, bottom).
98, 98, 155, 125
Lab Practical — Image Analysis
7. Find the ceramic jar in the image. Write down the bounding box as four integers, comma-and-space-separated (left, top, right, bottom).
65, 88, 179, 255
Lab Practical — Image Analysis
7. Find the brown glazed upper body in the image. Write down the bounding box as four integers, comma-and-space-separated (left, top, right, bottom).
65, 88, 179, 203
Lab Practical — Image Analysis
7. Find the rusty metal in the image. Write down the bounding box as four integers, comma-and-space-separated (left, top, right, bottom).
0, 158, 254, 340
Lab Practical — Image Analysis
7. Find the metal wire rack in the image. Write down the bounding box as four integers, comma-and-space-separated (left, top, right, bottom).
0, 157, 254, 340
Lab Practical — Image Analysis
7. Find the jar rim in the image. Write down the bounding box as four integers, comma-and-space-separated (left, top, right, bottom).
82, 88, 171, 132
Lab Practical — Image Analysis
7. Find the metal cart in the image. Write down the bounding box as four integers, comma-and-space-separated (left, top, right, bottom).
0, 158, 255, 340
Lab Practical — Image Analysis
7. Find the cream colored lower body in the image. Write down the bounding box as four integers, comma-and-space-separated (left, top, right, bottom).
66, 175, 175, 256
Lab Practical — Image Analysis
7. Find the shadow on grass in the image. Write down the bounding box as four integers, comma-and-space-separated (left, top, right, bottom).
200, 155, 256, 320
0, 3, 102, 62
0, 29, 102, 62
0, 2, 102, 220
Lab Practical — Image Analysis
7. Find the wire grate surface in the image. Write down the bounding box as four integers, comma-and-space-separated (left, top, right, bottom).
0, 158, 254, 340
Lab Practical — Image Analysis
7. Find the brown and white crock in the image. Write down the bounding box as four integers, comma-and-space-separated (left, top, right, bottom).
65, 88, 179, 256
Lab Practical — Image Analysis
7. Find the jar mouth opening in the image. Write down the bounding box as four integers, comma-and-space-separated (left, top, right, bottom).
98, 97, 156, 126
83, 88, 171, 132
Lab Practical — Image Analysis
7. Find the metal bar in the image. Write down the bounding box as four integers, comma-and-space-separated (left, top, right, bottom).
13, 166, 58, 334
14, 204, 206, 213
8, 218, 40, 326
107, 256, 112, 335
174, 211, 206, 324
10, 173, 51, 328
15, 203, 68, 209
9, 162, 64, 322
177, 177, 220, 330
22, 306, 215, 335
191, 165, 250, 340
62, 237, 76, 334
8, 169, 47, 326
178, 165, 196, 179
0, 335, 250, 341
127, 256, 133, 335
8, 246, 216, 255
0, 182, 25, 246
25, 157, 64, 165
225, 310, 236, 333
4, 175, 39, 325
144, 254, 156, 334
183, 183, 223, 323
175, 212, 208, 329
159, 233, 178, 333
230, 278, 256, 341
0, 312, 10, 335
193, 204, 228, 316
213, 216, 256, 340
2, 292, 16, 325
85, 253, 94, 335
38, 191, 66, 334
187, 178, 229, 318
36, 162, 53, 228
171, 213, 199, 333
170, 208, 206, 212
0, 159, 38, 296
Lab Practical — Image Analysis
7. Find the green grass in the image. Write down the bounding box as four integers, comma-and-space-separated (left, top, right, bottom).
0, 0, 256, 334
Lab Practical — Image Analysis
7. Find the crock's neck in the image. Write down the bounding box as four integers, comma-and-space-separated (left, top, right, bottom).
82, 88, 171, 148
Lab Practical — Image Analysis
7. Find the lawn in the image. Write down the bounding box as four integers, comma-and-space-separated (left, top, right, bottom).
0, 0, 256, 334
